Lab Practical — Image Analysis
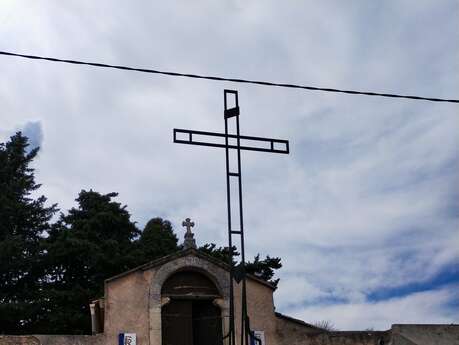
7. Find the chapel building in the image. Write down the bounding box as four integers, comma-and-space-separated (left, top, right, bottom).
2, 223, 457, 345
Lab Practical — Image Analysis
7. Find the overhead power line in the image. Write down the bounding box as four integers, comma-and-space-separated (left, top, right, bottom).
0, 50, 457, 103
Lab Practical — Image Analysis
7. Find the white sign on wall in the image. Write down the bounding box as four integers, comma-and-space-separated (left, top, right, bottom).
252, 330, 265, 345
118, 333, 136, 345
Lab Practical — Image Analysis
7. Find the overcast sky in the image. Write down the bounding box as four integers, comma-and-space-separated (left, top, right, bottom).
1, 1, 458, 330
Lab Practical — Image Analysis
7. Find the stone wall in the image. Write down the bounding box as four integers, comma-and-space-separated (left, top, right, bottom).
306, 331, 389, 345
391, 324, 459, 345
233, 277, 277, 345
0, 336, 40, 345
2, 325, 459, 345
0, 335, 104, 345
275, 313, 322, 345
273, 323, 459, 345
104, 268, 153, 345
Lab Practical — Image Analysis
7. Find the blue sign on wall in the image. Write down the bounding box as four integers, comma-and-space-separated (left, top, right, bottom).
118, 333, 136, 345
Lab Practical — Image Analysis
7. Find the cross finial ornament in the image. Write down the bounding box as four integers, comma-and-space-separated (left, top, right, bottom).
182, 217, 195, 235
182, 217, 196, 249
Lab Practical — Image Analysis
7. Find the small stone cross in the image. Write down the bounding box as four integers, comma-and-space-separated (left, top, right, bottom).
182, 218, 195, 235
182, 218, 196, 249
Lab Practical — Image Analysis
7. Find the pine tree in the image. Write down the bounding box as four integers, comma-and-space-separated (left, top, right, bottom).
138, 217, 179, 261
199, 243, 239, 264
199, 244, 282, 287
245, 254, 282, 287
0, 132, 57, 334
43, 190, 140, 334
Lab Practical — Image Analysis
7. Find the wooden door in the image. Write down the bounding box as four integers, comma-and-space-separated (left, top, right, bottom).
162, 300, 193, 345
192, 300, 223, 345
162, 299, 223, 345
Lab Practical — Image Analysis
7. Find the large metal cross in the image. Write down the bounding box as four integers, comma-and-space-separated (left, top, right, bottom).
173, 90, 289, 345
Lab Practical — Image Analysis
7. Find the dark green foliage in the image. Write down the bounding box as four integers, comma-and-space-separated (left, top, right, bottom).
245, 254, 282, 287
199, 244, 282, 287
43, 190, 141, 334
138, 218, 179, 261
199, 243, 239, 264
0, 132, 57, 334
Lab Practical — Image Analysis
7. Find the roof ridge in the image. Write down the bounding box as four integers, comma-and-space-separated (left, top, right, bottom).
275, 312, 322, 330
105, 248, 276, 289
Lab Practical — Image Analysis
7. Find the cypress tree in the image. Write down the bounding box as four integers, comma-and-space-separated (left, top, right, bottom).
0, 132, 57, 334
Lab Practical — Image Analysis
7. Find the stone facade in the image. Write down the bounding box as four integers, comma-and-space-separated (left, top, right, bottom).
2, 249, 457, 345
102, 249, 232, 345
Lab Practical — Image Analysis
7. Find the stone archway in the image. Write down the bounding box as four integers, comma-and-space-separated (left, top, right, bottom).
148, 255, 230, 345
161, 271, 222, 345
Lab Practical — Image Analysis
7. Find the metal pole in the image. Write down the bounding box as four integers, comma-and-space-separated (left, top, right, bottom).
236, 110, 249, 345
224, 104, 236, 345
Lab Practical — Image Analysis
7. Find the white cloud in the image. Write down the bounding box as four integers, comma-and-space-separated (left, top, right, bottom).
288, 285, 459, 330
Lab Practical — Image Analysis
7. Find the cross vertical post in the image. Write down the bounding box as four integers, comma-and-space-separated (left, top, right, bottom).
224, 90, 248, 345
173, 90, 289, 345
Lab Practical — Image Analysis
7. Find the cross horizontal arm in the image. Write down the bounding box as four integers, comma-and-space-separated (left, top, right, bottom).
173, 128, 289, 154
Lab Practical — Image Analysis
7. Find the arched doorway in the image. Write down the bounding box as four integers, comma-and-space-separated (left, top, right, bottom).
161, 270, 223, 345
